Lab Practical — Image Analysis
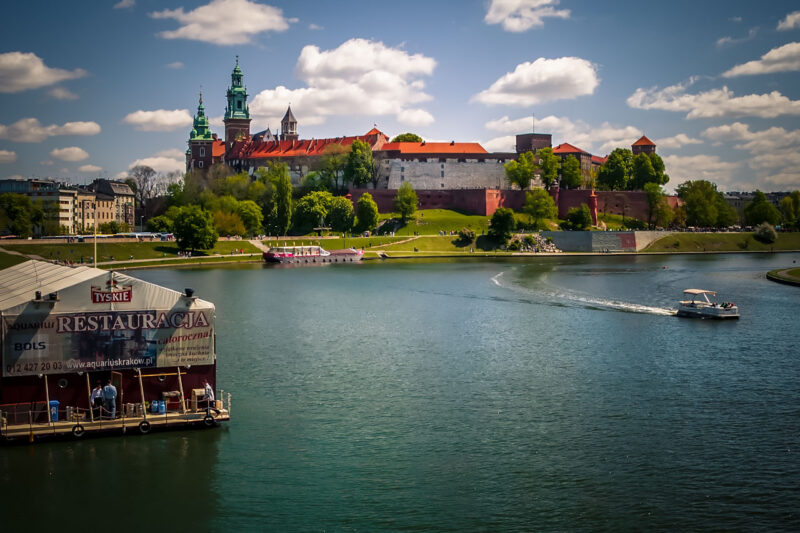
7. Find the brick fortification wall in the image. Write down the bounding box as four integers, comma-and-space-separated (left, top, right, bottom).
350, 189, 529, 216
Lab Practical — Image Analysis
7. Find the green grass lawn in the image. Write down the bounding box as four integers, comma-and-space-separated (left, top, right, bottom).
379, 209, 491, 236
789, 268, 800, 277
645, 232, 800, 252
0, 251, 29, 270
3, 240, 260, 262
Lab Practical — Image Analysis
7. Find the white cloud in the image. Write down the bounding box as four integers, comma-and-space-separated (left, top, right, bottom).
40, 160, 54, 166
473, 57, 599, 106
722, 42, 800, 77
166, 61, 184, 69
123, 109, 193, 131
654, 133, 703, 149
250, 38, 436, 127
484, 0, 570, 32
662, 154, 741, 189
78, 164, 103, 173
114, 0, 135, 8
0, 118, 101, 143
49, 87, 78, 100
0, 51, 86, 93
309, 23, 323, 30
627, 78, 800, 118
483, 135, 517, 152
50, 147, 89, 162
129, 149, 185, 174
150, 0, 291, 45
778, 11, 800, 31
0, 150, 17, 163
716, 27, 757, 47
484, 114, 640, 154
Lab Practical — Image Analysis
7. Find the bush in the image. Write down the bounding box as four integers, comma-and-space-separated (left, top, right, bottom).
456, 227, 476, 245
507, 240, 520, 251
754, 222, 777, 244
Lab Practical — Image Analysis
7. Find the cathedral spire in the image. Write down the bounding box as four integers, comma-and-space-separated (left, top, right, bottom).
223, 57, 252, 145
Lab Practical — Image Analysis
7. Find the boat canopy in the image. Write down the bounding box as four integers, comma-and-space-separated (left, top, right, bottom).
683, 289, 716, 296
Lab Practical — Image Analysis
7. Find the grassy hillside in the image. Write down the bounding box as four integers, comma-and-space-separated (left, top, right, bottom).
0, 251, 28, 270
3, 240, 260, 262
645, 232, 800, 252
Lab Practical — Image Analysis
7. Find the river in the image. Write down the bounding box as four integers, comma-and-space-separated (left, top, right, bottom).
2, 253, 799, 531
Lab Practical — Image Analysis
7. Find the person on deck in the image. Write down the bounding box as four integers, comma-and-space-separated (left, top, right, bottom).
202, 380, 219, 414
103, 380, 117, 419
90, 381, 103, 420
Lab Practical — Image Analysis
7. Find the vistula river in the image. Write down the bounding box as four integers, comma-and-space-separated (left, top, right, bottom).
2, 253, 799, 531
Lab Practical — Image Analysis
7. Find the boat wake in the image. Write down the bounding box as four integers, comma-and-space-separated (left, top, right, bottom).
492, 271, 676, 316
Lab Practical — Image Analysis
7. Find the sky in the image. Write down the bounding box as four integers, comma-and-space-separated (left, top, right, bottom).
1, 0, 799, 193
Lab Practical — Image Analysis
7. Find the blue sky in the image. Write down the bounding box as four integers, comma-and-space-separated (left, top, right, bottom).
1, 0, 799, 193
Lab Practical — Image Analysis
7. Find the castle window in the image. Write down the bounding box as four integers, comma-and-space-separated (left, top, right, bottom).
199, 147, 205, 157
441, 171, 444, 178
237, 101, 242, 110
199, 161, 204, 168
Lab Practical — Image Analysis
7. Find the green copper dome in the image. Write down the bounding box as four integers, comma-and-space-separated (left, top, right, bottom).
225, 58, 250, 120
189, 93, 214, 141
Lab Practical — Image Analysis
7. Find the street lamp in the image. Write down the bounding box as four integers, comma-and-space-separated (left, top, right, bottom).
140, 215, 144, 233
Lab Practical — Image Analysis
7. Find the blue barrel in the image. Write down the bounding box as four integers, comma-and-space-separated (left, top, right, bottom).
49, 400, 59, 422
158, 400, 166, 414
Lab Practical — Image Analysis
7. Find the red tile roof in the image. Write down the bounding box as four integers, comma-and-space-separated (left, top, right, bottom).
552, 142, 589, 155
632, 135, 655, 146
591, 155, 607, 165
226, 129, 389, 161
380, 142, 487, 155
212, 140, 225, 158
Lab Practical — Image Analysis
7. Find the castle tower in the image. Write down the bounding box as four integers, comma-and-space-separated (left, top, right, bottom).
632, 135, 656, 156
224, 57, 251, 147
187, 93, 215, 171
280, 105, 298, 141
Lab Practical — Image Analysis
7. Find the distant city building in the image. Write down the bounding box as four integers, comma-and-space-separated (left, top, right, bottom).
0, 178, 134, 234
631, 135, 656, 156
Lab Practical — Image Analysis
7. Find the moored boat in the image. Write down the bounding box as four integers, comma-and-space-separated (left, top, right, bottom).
676, 289, 739, 319
263, 245, 363, 264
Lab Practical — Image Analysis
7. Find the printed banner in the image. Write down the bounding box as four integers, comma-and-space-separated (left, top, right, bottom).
2, 309, 214, 377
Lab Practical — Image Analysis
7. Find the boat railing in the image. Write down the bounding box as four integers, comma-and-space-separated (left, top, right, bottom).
1, 391, 232, 438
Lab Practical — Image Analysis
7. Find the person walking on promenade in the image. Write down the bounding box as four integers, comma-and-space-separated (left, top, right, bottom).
103, 379, 117, 419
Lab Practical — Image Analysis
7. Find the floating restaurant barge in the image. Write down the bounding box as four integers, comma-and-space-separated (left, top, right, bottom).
263, 245, 364, 264
0, 261, 230, 443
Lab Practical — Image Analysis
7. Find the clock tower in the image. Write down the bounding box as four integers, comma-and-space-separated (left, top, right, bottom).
223, 57, 251, 147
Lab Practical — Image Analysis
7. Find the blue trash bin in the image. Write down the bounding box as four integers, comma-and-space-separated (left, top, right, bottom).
49, 400, 59, 422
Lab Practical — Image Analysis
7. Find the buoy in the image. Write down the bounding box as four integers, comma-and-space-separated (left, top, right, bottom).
138, 420, 151, 434
203, 415, 215, 427
72, 424, 85, 438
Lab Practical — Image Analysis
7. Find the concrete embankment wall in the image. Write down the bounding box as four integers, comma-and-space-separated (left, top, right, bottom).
541, 231, 674, 252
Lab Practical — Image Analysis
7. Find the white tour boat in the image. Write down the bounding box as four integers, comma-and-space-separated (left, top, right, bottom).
677, 289, 739, 319
262, 245, 363, 264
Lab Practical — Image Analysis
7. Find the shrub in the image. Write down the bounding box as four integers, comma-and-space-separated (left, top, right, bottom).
754, 222, 777, 244
457, 227, 476, 245
507, 240, 520, 251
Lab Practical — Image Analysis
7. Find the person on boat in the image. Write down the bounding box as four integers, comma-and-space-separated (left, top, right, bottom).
203, 380, 220, 414
90, 381, 103, 420
103, 380, 117, 419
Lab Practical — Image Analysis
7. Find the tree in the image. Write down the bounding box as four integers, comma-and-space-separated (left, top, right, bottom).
173, 205, 218, 251
369, 159, 383, 189
488, 207, 515, 243
355, 192, 379, 232
648, 153, 669, 186
744, 190, 782, 226
321, 144, 348, 194
146, 215, 173, 233
644, 183, 665, 229
562, 204, 593, 230
236, 200, 264, 236
779, 190, 800, 229
393, 182, 417, 222
536, 147, 560, 189
293, 191, 332, 233
715, 195, 738, 228
677, 180, 719, 227
504, 151, 537, 190
328, 196, 355, 232
344, 139, 374, 188
265, 162, 293, 235
597, 148, 632, 191
560, 155, 581, 189
0, 193, 44, 237
213, 211, 246, 237
215, 173, 250, 200
390, 133, 423, 143
523, 189, 557, 230
128, 165, 157, 207
630, 153, 657, 190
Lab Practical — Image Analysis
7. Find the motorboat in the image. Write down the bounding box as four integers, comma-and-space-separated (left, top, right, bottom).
262, 245, 363, 264
677, 289, 739, 319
